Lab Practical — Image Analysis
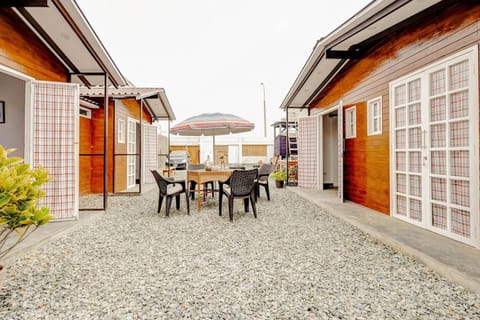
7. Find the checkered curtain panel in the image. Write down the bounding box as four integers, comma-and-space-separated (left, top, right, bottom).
32, 81, 79, 221
298, 116, 318, 188
142, 124, 158, 184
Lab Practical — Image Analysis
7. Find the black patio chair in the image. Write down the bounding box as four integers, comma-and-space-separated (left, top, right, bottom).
255, 163, 273, 201
188, 163, 215, 200
218, 169, 258, 222
151, 170, 189, 217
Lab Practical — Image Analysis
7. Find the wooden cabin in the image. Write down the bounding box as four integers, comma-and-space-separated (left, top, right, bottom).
0, 2, 175, 219
281, 0, 480, 248
79, 87, 175, 197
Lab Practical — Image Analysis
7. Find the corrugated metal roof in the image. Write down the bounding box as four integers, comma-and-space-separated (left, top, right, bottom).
80, 86, 176, 121
280, 0, 443, 109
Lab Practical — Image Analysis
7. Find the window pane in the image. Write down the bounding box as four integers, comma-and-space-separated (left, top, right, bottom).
408, 79, 421, 102
449, 60, 468, 90
450, 90, 468, 119
430, 69, 445, 96
408, 103, 421, 125
394, 84, 406, 106
430, 96, 446, 122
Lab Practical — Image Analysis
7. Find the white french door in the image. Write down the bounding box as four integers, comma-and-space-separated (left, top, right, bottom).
30, 81, 79, 220
127, 118, 137, 188
390, 47, 479, 247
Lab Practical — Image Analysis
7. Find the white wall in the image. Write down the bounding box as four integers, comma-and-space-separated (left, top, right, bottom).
322, 114, 338, 186
0, 73, 25, 158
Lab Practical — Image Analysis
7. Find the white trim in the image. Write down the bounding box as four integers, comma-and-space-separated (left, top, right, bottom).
24, 81, 33, 164
118, 118, 125, 144
318, 115, 324, 190
389, 45, 479, 247
79, 106, 91, 119
367, 96, 382, 136
345, 106, 356, 139
126, 117, 137, 189
337, 101, 344, 202
0, 63, 34, 82
319, 105, 339, 116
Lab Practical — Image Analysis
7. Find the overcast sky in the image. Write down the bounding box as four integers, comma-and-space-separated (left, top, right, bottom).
76, 0, 370, 138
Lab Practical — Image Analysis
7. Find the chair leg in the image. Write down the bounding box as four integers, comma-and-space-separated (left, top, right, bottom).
175, 195, 180, 210
228, 196, 234, 222
244, 198, 249, 212
219, 193, 223, 216
165, 196, 172, 217
185, 192, 190, 215
190, 182, 196, 200
158, 196, 164, 213
265, 183, 270, 201
210, 182, 215, 198
250, 192, 257, 218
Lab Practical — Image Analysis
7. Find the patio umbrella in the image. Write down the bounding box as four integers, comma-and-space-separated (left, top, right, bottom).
170, 112, 255, 163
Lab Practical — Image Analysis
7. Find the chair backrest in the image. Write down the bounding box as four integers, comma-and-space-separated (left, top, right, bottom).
229, 169, 258, 196
188, 163, 205, 170
258, 164, 273, 182
150, 170, 168, 195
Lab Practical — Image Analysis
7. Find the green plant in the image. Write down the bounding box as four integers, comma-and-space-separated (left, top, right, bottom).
0, 145, 52, 261
271, 169, 287, 181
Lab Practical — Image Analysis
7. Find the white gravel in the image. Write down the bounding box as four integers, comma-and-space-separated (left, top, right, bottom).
0, 184, 479, 319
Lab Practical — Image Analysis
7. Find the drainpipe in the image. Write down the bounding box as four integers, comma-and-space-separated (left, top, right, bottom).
103, 75, 109, 210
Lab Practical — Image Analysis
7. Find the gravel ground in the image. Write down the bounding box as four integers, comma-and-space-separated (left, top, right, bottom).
0, 185, 479, 319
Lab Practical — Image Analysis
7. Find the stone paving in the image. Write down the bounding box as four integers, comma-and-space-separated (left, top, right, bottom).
0, 185, 479, 319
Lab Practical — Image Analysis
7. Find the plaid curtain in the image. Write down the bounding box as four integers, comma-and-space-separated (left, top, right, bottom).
298, 116, 318, 189
142, 123, 158, 184
32, 81, 79, 221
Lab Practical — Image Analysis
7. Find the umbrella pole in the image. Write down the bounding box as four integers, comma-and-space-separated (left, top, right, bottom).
212, 135, 215, 164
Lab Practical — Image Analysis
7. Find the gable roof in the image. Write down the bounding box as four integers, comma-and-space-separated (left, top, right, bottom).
280, 0, 443, 110
80, 87, 176, 121
12, 0, 128, 87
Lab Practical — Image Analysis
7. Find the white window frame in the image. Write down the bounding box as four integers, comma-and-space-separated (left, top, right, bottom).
79, 106, 91, 119
345, 106, 356, 139
389, 45, 479, 248
367, 96, 382, 135
118, 118, 125, 144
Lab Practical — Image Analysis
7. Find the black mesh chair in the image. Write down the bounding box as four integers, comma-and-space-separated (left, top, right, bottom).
151, 170, 189, 217
188, 163, 215, 200
255, 163, 273, 201
218, 169, 258, 221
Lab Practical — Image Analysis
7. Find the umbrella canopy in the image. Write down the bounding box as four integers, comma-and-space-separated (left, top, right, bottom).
170, 113, 255, 165
170, 112, 254, 136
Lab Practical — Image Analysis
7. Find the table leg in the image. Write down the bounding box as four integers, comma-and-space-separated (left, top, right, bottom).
197, 182, 201, 212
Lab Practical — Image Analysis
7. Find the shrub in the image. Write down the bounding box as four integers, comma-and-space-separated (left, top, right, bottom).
0, 145, 52, 261
271, 169, 287, 181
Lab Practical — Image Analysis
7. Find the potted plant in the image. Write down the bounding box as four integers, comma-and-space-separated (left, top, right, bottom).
271, 169, 287, 188
0, 145, 52, 268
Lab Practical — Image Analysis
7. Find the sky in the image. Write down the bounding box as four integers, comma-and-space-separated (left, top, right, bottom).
76, 0, 371, 138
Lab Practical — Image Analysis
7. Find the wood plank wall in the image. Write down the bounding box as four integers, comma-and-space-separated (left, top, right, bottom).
79, 116, 93, 195
311, 0, 480, 214
170, 145, 200, 165
113, 99, 152, 192
85, 98, 153, 194
0, 8, 66, 81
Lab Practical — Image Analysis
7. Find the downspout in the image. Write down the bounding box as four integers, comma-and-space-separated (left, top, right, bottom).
286, 106, 289, 187
139, 99, 143, 193
103, 75, 108, 210
167, 119, 171, 177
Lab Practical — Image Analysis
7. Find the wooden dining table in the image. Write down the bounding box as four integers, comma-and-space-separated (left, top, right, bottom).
187, 169, 233, 211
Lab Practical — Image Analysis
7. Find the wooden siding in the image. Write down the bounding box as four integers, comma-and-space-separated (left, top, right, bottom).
79, 116, 93, 195
242, 144, 267, 157
214, 145, 228, 166
113, 99, 152, 192
0, 8, 66, 81
170, 145, 200, 165
311, 0, 480, 214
